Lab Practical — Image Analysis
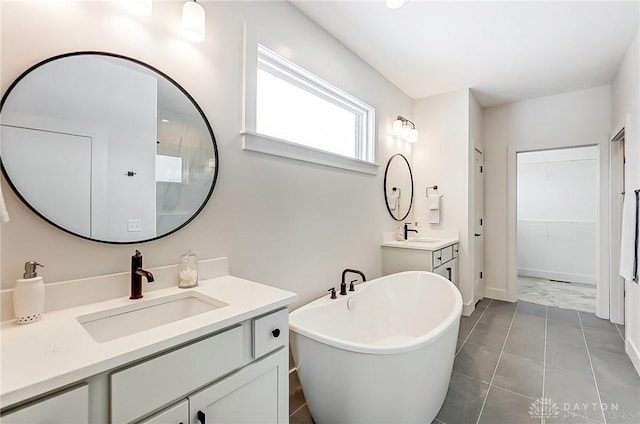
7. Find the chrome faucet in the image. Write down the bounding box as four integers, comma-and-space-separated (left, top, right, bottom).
404, 222, 418, 240
130, 250, 154, 299
340, 269, 366, 295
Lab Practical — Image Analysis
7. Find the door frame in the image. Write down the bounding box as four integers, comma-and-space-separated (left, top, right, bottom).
506, 138, 610, 318
609, 115, 629, 324
473, 148, 484, 306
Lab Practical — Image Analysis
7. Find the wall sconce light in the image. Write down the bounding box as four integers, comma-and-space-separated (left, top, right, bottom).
123, 0, 152, 16
182, 0, 206, 42
392, 115, 418, 143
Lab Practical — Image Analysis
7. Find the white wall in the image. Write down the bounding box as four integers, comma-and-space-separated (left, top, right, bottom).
517, 146, 598, 284
0, 1, 413, 308
483, 86, 611, 303
412, 90, 474, 308
611, 30, 640, 373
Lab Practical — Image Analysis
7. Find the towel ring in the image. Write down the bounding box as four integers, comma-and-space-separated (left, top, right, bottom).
426, 185, 441, 197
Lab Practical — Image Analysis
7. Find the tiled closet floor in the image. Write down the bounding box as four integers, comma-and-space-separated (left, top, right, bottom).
291, 299, 640, 424
518, 275, 597, 313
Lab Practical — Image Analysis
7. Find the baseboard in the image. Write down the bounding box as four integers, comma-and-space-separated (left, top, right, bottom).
462, 301, 476, 317
483, 287, 517, 303
518, 268, 596, 285
626, 337, 640, 377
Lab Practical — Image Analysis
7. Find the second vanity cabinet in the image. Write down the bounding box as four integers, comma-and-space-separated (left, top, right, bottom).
382, 243, 459, 286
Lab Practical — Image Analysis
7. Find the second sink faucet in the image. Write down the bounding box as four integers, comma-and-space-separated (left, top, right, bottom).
130, 250, 154, 300
404, 222, 418, 240
340, 269, 366, 295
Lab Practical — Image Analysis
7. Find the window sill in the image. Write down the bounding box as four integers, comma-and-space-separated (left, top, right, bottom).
241, 130, 380, 175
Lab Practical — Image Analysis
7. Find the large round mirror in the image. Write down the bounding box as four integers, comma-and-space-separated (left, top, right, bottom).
0, 52, 218, 244
384, 154, 413, 221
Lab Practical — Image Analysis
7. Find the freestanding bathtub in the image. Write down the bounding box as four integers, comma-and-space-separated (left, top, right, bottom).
289, 271, 462, 423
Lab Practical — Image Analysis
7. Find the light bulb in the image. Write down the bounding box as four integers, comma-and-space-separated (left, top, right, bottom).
392, 119, 403, 136
182, 1, 205, 42
123, 0, 152, 16
408, 128, 418, 143
386, 0, 407, 10
401, 123, 411, 140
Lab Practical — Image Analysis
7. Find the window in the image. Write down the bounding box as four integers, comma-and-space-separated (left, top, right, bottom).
242, 44, 378, 174
156, 154, 183, 183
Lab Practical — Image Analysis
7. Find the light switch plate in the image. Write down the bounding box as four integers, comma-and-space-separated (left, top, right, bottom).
127, 220, 142, 232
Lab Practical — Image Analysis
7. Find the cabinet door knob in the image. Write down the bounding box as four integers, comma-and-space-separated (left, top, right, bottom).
197, 410, 206, 424
272, 328, 281, 338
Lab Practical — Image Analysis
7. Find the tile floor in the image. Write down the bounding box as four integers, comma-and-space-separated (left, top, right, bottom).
437, 299, 638, 424
518, 275, 597, 313
290, 299, 640, 424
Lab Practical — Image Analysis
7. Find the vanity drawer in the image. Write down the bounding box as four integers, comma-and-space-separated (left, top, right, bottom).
433, 246, 454, 269
253, 308, 288, 359
432, 249, 443, 268
440, 246, 454, 264
111, 325, 245, 423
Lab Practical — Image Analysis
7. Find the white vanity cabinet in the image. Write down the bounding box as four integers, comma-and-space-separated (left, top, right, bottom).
114, 308, 289, 424
0, 385, 89, 424
139, 351, 286, 424
382, 243, 459, 286
0, 270, 297, 424
139, 400, 188, 424
188, 350, 285, 423
1, 308, 290, 424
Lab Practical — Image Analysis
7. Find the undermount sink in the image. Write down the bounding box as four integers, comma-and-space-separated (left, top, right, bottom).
77, 292, 227, 343
408, 238, 440, 243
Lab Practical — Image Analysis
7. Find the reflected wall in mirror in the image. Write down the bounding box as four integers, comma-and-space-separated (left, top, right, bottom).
383, 153, 413, 221
0, 52, 218, 244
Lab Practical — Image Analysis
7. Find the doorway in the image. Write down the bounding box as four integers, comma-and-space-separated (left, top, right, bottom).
516, 146, 598, 312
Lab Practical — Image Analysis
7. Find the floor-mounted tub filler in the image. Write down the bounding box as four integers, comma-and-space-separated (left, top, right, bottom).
289, 271, 462, 423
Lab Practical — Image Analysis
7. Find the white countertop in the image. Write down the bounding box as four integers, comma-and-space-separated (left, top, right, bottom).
380, 229, 459, 251
0, 276, 297, 408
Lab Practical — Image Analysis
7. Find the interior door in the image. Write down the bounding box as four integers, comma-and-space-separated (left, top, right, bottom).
0, 125, 91, 236
473, 149, 485, 304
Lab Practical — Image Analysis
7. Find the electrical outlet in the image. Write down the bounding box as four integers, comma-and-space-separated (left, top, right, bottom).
127, 220, 142, 232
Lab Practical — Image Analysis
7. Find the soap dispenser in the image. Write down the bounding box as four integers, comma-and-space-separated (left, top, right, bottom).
14, 261, 45, 324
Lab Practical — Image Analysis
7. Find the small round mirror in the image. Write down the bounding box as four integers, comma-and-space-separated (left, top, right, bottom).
383, 154, 414, 221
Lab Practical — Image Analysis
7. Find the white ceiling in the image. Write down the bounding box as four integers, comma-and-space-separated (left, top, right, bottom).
290, 1, 640, 107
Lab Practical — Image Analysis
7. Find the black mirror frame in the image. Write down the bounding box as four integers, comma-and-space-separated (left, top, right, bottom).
383, 153, 414, 222
0, 51, 219, 244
